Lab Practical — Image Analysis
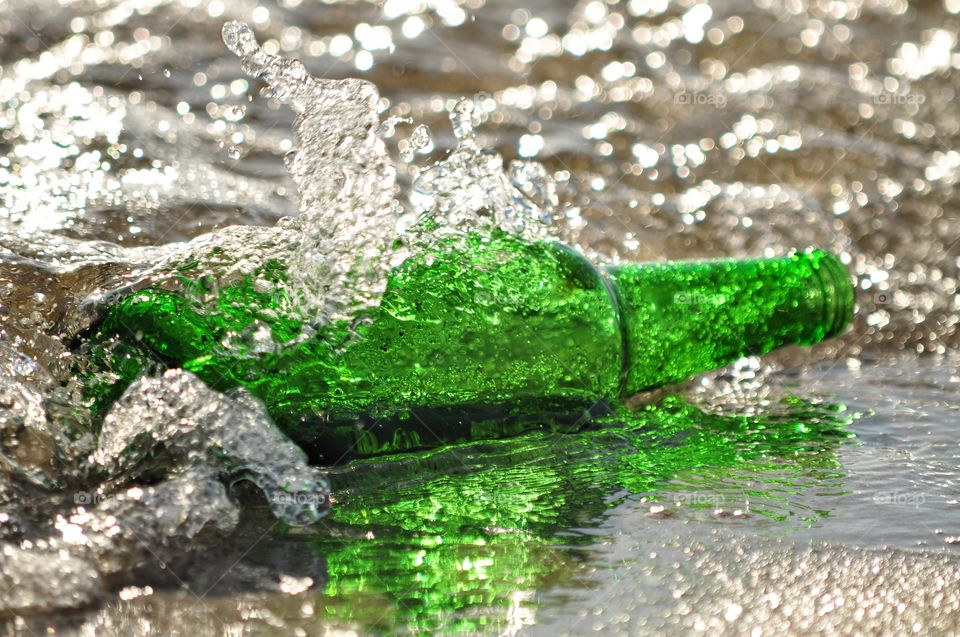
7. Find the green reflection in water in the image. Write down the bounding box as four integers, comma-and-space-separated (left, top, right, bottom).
298, 396, 858, 634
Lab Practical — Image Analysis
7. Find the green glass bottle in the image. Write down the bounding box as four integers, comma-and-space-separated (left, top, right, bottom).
79, 232, 854, 461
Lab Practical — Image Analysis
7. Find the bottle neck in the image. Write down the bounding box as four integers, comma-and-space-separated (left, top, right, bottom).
605, 250, 854, 395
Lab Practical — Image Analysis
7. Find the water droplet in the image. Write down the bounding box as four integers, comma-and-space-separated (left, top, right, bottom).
410, 124, 433, 152
222, 20, 260, 58
288, 60, 307, 81
379, 116, 410, 139
225, 104, 246, 121
400, 124, 433, 162
450, 97, 478, 146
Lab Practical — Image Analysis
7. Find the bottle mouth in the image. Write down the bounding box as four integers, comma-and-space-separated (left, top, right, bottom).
811, 250, 855, 339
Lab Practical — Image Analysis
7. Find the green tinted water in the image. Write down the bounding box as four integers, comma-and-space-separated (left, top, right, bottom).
303, 398, 857, 633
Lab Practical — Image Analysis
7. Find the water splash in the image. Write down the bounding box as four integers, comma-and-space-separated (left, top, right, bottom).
220, 21, 563, 323
95, 370, 330, 526
222, 20, 406, 325
400, 123, 433, 162
0, 365, 329, 617
410, 97, 558, 241
0, 340, 75, 489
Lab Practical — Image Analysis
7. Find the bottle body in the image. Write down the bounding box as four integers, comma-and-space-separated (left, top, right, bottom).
81, 233, 853, 461
84, 234, 624, 460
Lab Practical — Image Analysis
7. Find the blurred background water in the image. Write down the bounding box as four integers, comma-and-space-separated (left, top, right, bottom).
0, 0, 959, 635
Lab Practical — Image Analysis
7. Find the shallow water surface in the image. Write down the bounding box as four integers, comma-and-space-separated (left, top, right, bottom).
0, 0, 959, 635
